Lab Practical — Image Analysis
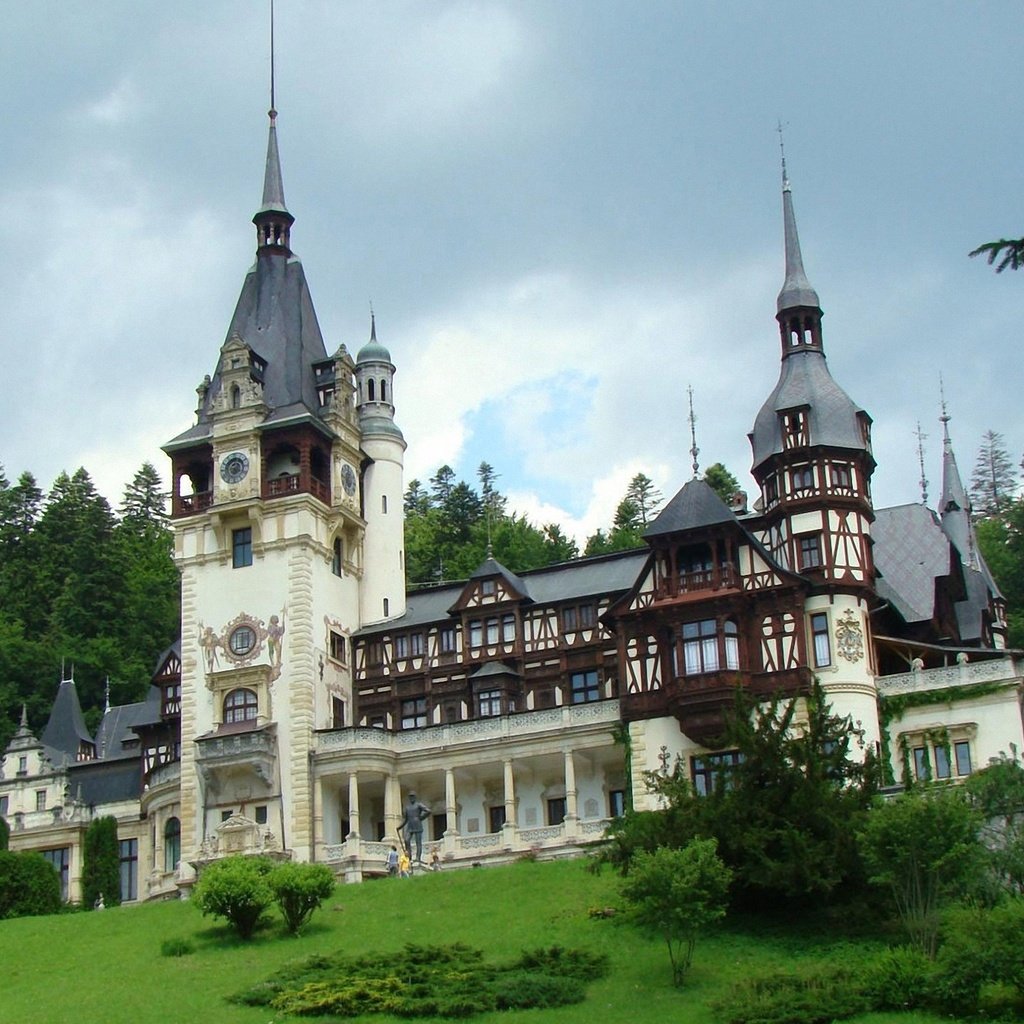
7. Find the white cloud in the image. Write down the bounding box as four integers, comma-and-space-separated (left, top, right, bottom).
82, 76, 142, 126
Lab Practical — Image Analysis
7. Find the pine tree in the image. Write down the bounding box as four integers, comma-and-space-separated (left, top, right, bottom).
703, 463, 741, 504
970, 430, 1017, 516
625, 473, 662, 525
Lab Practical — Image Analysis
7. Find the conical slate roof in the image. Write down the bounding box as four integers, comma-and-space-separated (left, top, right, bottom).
644, 478, 737, 537
40, 678, 93, 761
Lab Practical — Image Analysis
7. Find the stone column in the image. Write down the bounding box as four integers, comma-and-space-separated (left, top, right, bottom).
347, 772, 360, 840
444, 768, 458, 836
564, 749, 578, 821
503, 759, 516, 827
384, 774, 401, 841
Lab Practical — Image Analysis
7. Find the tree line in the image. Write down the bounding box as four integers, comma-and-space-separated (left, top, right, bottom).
0, 462, 179, 751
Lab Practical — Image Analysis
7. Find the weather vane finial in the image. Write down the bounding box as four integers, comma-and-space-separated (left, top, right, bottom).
915, 421, 929, 506
777, 118, 790, 189
939, 373, 951, 444
687, 385, 700, 478
269, 0, 277, 121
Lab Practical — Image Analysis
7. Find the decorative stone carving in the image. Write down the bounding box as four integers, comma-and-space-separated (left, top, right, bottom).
835, 609, 864, 663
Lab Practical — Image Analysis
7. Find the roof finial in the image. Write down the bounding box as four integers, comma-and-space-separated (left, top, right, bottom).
269, 0, 277, 121
915, 421, 929, 505
939, 373, 952, 446
369, 302, 377, 341
687, 385, 700, 478
777, 118, 790, 191
104, 677, 111, 713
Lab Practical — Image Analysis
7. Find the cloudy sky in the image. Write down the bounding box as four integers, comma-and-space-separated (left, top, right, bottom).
2, 1, 1021, 543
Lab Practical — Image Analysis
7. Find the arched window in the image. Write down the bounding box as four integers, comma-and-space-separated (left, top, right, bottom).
332, 537, 343, 577
164, 816, 181, 872
367, 378, 376, 401
380, 379, 388, 402
223, 688, 258, 724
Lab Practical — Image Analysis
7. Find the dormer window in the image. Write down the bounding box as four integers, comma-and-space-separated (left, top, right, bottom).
780, 408, 809, 448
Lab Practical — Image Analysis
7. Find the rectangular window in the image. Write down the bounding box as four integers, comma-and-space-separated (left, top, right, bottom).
469, 620, 482, 648
162, 682, 181, 716
254, 805, 268, 825
547, 798, 567, 825
410, 633, 424, 656
332, 696, 345, 729
831, 464, 852, 488
478, 690, 502, 718
764, 475, 779, 504
934, 745, 951, 780
579, 603, 596, 628
41, 847, 70, 901
913, 746, 930, 780
954, 741, 972, 776
609, 790, 626, 818
682, 619, 719, 675
502, 614, 515, 642
488, 805, 506, 832
810, 613, 831, 667
440, 627, 456, 653
570, 670, 600, 704
394, 634, 409, 658
232, 527, 252, 568
432, 813, 446, 840
563, 606, 578, 631
119, 838, 138, 902
329, 630, 346, 663
486, 618, 499, 644
481, 579, 496, 596
331, 537, 343, 576
792, 466, 815, 490
18, 755, 28, 775
35, 790, 46, 811
401, 698, 427, 730
691, 751, 742, 796
381, 495, 388, 514
799, 534, 822, 570
0, 795, 7, 816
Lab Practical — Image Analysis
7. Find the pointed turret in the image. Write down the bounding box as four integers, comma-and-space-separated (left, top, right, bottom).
938, 406, 974, 566
253, 109, 294, 254
750, 170, 872, 476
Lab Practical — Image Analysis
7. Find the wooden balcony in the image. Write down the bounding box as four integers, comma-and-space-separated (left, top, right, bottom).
263, 473, 330, 504
172, 491, 213, 517
655, 564, 741, 602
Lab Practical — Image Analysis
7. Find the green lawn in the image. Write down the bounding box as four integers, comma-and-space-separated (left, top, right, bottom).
0, 858, 959, 1024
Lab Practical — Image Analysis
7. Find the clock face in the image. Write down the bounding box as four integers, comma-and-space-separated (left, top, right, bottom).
341, 463, 357, 496
220, 451, 250, 484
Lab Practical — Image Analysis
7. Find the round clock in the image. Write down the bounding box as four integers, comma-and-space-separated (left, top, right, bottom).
341, 463, 357, 496
220, 451, 250, 484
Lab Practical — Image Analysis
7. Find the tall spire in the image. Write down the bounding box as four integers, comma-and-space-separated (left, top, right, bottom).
776, 157, 821, 314
253, 0, 293, 253
938, 380, 977, 569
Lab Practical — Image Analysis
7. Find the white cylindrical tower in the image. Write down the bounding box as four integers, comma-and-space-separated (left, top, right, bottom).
355, 316, 407, 624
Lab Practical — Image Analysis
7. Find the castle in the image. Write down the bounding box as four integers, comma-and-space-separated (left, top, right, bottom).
2, 100, 1021, 903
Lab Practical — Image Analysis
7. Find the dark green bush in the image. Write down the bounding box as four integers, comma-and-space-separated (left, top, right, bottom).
513, 945, 609, 981
0, 850, 62, 918
82, 816, 121, 909
933, 899, 1024, 1016
859, 945, 935, 1011
0, 816, 9, 851
160, 937, 195, 957
491, 970, 583, 1010
713, 966, 870, 1024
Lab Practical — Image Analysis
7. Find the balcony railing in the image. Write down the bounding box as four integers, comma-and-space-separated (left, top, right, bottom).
263, 474, 330, 504
174, 491, 213, 516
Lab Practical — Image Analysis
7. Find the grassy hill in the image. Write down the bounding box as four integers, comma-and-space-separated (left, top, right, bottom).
0, 857, 955, 1024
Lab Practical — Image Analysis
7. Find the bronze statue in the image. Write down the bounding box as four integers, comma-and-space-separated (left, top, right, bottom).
399, 792, 431, 862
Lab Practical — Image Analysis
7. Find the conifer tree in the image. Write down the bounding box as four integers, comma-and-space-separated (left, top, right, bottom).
970, 430, 1017, 516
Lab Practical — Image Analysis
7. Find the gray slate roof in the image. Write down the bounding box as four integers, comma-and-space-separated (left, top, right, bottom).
645, 478, 737, 537
777, 182, 821, 313
359, 550, 648, 635
94, 687, 162, 762
40, 679, 93, 764
749, 350, 869, 471
873, 504, 951, 625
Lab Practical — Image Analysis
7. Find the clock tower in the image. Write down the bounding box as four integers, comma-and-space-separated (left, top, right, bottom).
163, 104, 400, 869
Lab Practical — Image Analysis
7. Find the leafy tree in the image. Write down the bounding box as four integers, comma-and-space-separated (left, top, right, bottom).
970, 430, 1017, 516
624, 473, 662, 525
970, 236, 1024, 273
620, 839, 731, 986
858, 787, 984, 957
703, 462, 741, 504
975, 496, 1024, 647
82, 816, 121, 909
269, 862, 336, 934
541, 523, 578, 563
0, 850, 62, 918
965, 752, 1024, 895
192, 855, 275, 939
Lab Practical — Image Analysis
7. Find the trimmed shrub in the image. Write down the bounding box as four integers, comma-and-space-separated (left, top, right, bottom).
268, 861, 336, 934
192, 855, 274, 939
82, 816, 121, 909
0, 850, 62, 919
491, 971, 583, 1010
513, 945, 609, 981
